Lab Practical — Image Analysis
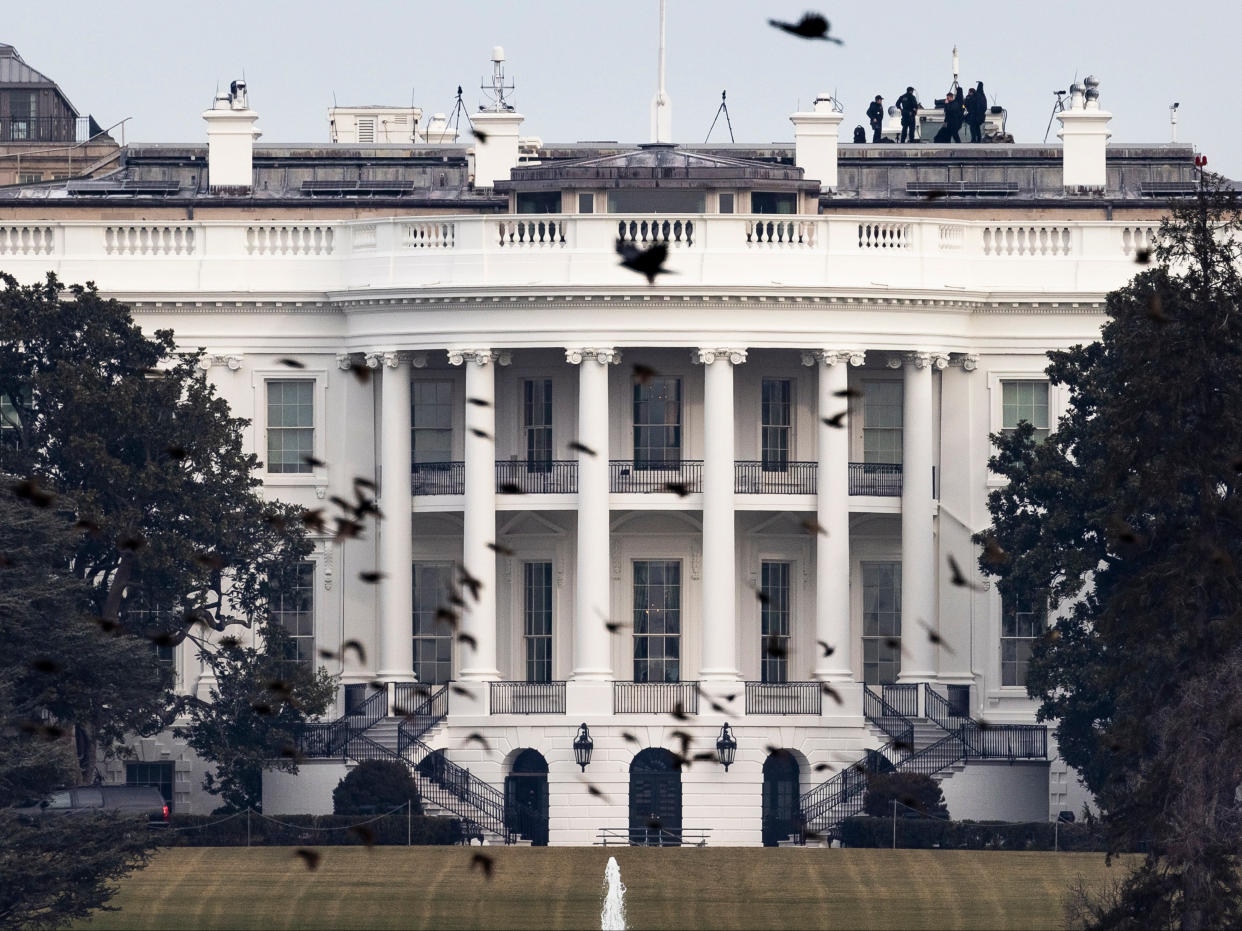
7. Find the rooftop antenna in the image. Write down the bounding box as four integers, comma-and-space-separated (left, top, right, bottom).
704, 90, 734, 143
441, 86, 468, 142
1169, 102, 1180, 143
479, 46, 515, 112
651, 0, 672, 142
951, 45, 959, 91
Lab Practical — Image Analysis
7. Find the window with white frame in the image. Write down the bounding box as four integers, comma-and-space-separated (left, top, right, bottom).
633, 377, 682, 468
413, 563, 454, 684
272, 561, 315, 667
760, 561, 791, 683
863, 381, 903, 463
1001, 380, 1050, 443
412, 381, 453, 464
761, 379, 791, 471
862, 561, 902, 685
523, 380, 553, 471
633, 559, 681, 682
121, 591, 177, 671
0, 392, 23, 447
524, 561, 553, 682
266, 380, 314, 473
1001, 595, 1044, 687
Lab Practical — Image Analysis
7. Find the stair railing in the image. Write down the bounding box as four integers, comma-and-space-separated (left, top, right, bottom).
297, 685, 388, 757
922, 683, 1048, 760
862, 684, 914, 748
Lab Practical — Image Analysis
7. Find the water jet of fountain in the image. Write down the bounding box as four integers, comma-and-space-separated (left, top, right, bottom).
601, 855, 627, 930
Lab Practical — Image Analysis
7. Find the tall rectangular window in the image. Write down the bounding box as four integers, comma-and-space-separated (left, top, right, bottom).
1, 393, 22, 447
862, 561, 902, 685
272, 561, 315, 667
633, 560, 681, 682
1002, 381, 1050, 443
1002, 597, 1044, 687
126, 762, 174, 812
761, 379, 791, 471
412, 381, 453, 464
633, 377, 681, 468
523, 379, 553, 471
524, 562, 553, 683
863, 381, 903, 464
413, 563, 454, 684
122, 593, 176, 670
760, 561, 791, 683
266, 380, 314, 473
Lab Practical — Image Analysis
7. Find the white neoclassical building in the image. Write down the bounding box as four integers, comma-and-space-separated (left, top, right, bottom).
0, 69, 1195, 845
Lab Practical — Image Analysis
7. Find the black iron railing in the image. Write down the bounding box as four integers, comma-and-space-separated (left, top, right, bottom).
612, 681, 700, 714
799, 741, 903, 834
734, 461, 817, 494
596, 827, 711, 847
495, 460, 578, 494
609, 460, 703, 494
922, 684, 972, 733
745, 681, 822, 715
848, 462, 903, 496
862, 684, 914, 746
297, 685, 388, 758
395, 683, 449, 739
489, 681, 567, 714
881, 683, 920, 719
411, 462, 464, 495
0, 116, 97, 144
961, 723, 1048, 760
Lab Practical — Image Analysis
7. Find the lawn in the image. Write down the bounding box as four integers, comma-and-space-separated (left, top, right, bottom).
76, 846, 1133, 930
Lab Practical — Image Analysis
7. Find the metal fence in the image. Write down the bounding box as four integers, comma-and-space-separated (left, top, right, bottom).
609, 460, 703, 494
745, 681, 822, 715
848, 462, 903, 496
489, 681, 567, 714
612, 681, 700, 714
411, 462, 464, 495
734, 461, 816, 494
495, 460, 577, 494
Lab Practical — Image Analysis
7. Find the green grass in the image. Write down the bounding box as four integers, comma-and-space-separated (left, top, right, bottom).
76, 847, 1136, 930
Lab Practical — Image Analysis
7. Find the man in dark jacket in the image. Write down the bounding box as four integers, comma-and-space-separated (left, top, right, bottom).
939, 92, 963, 143
895, 87, 920, 143
866, 95, 885, 143
965, 81, 988, 142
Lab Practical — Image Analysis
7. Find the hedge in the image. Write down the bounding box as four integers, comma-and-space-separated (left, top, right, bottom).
838, 816, 1108, 851
167, 811, 463, 846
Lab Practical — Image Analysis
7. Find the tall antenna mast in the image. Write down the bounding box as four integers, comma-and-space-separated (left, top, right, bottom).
650, 0, 672, 142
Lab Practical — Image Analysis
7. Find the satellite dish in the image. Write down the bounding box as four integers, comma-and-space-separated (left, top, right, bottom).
887, 106, 898, 118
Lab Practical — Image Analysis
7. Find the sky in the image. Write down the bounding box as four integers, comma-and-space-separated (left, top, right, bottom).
6, 0, 1239, 177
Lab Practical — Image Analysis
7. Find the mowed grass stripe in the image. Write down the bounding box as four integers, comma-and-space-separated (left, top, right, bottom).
75, 847, 1136, 931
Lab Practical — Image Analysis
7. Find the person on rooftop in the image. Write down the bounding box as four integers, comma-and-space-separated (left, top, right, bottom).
895, 87, 920, 143
939, 91, 963, 143
866, 95, 885, 143
965, 81, 988, 143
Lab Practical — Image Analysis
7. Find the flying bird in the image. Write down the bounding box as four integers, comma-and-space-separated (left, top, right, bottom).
800, 517, 828, 536
918, 618, 955, 655
293, 848, 320, 870
632, 364, 658, 385
359, 571, 386, 584
302, 454, 327, 469
822, 410, 848, 428
277, 358, 306, 369
947, 554, 985, 591
833, 387, 862, 399
457, 632, 479, 650
464, 732, 489, 749
467, 396, 491, 407
318, 640, 366, 664
498, 482, 523, 495
567, 441, 597, 457
617, 240, 672, 284
817, 640, 836, 657
348, 824, 376, 847
487, 542, 515, 556
768, 12, 844, 43
13, 478, 55, 507
469, 428, 493, 441
1134, 247, 1152, 265
165, 445, 189, 460
664, 482, 692, 497
471, 851, 494, 879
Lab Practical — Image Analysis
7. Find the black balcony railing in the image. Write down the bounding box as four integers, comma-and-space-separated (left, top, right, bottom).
495, 460, 578, 494
881, 683, 920, 718
411, 462, 464, 495
489, 681, 567, 714
613, 681, 700, 714
848, 462, 903, 496
745, 681, 822, 715
961, 723, 1048, 760
734, 461, 817, 494
609, 460, 703, 494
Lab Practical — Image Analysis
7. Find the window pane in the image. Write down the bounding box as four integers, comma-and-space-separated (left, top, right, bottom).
1001, 380, 1050, 443
524, 380, 553, 469
633, 560, 681, 682
578, 193, 594, 214
761, 561, 791, 683
1002, 596, 1045, 686
413, 564, 455, 683
862, 561, 902, 684
267, 380, 314, 473
761, 379, 791, 470
863, 381, 903, 464
412, 380, 453, 465
126, 761, 175, 811
633, 378, 682, 467
524, 562, 553, 683
272, 561, 315, 667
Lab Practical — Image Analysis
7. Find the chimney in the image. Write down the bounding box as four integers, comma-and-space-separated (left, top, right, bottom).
201, 80, 260, 191
1058, 75, 1111, 191
790, 94, 845, 192
471, 46, 524, 189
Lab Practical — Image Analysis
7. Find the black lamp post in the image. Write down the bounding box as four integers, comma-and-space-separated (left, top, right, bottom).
716, 722, 737, 772
573, 722, 594, 771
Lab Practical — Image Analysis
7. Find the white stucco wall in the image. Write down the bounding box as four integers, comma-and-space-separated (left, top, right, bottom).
938, 760, 1051, 822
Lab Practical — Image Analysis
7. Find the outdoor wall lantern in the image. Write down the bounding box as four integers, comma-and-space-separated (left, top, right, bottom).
716, 722, 737, 772
573, 722, 594, 771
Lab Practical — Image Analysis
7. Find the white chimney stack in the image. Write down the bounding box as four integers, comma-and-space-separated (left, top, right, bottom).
790, 94, 845, 192
1058, 75, 1111, 191
472, 46, 524, 189
202, 80, 260, 191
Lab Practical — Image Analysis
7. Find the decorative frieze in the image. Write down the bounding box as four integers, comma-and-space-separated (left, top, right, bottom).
565, 348, 621, 366
448, 349, 512, 367
801, 349, 865, 368
692, 348, 748, 365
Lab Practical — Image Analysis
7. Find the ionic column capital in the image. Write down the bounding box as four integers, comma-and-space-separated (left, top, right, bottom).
693, 347, 748, 365
336, 352, 357, 371
949, 352, 979, 372
448, 349, 511, 367
801, 349, 865, 368
565, 347, 622, 366
891, 351, 950, 370
365, 351, 405, 369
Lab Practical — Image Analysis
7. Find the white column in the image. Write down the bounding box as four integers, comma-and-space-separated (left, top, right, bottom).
450, 348, 507, 681
803, 350, 865, 680
696, 348, 746, 682
567, 348, 618, 679
896, 351, 947, 682
372, 351, 413, 682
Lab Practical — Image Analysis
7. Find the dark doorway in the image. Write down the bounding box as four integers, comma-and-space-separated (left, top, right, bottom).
762, 750, 801, 846
629, 748, 682, 845
504, 749, 549, 846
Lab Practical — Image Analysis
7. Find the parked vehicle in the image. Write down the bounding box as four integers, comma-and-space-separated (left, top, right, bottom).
15, 785, 170, 826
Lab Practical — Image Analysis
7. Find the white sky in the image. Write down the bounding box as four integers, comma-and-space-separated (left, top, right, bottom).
6, 0, 1237, 176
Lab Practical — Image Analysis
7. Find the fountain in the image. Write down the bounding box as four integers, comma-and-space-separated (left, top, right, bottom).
601, 855, 627, 930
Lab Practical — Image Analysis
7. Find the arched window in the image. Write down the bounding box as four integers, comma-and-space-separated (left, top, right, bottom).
629, 748, 682, 845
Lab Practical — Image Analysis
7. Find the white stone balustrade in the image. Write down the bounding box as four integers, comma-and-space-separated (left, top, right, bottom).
0, 215, 1162, 298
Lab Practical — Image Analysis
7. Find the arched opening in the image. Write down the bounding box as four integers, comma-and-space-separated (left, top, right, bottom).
629, 748, 682, 846
504, 749, 549, 846
762, 749, 802, 846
